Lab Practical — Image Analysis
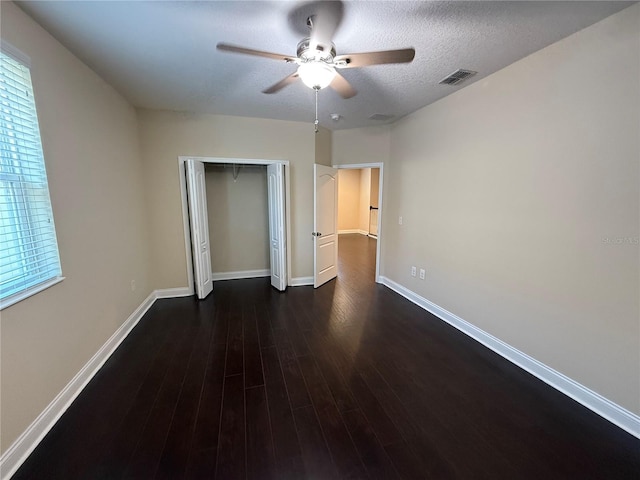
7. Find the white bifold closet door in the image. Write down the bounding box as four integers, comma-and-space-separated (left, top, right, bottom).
267, 163, 287, 291
186, 159, 213, 299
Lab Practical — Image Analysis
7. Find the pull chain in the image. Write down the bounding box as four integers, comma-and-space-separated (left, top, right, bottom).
314, 86, 319, 133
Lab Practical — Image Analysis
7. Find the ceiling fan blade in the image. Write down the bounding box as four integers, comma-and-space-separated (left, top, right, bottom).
262, 72, 300, 94
329, 72, 357, 99
308, 1, 344, 52
334, 48, 415, 68
217, 43, 297, 63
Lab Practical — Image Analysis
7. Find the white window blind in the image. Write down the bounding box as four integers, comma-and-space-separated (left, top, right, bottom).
0, 49, 62, 305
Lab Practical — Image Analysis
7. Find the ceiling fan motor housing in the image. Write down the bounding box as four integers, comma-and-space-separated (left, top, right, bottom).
297, 38, 336, 63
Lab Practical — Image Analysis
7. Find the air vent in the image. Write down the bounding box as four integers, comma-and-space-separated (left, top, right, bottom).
439, 69, 477, 86
369, 113, 395, 121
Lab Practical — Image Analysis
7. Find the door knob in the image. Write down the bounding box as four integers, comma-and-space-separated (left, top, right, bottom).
312, 232, 322, 237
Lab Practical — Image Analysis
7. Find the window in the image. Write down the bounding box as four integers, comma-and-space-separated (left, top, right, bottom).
0, 45, 62, 309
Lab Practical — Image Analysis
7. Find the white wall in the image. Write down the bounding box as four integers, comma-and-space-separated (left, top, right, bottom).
384, 5, 639, 414
0, 2, 152, 452
205, 164, 269, 274
138, 110, 318, 285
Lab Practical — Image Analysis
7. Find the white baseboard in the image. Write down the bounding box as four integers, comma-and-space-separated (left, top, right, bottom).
378, 276, 640, 439
211, 269, 270, 281
338, 229, 368, 235
290, 276, 313, 287
155, 286, 192, 298
0, 287, 189, 480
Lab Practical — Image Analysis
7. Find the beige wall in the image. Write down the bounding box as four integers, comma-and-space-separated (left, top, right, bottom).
337, 167, 381, 234
0, 2, 152, 452
337, 169, 361, 231
138, 110, 318, 285
383, 5, 640, 413
370, 168, 380, 208
2, 0, 637, 460
333, 126, 391, 270
205, 164, 269, 273
359, 168, 372, 232
332, 126, 391, 167
315, 126, 332, 167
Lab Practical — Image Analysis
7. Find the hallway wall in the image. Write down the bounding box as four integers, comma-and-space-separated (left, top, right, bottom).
337, 169, 361, 232
337, 167, 381, 235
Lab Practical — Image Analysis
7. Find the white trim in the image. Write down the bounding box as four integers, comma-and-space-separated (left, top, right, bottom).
179, 156, 289, 167
0, 276, 65, 311
379, 276, 640, 439
178, 160, 195, 296
334, 162, 383, 169
333, 163, 384, 284
155, 287, 192, 299
290, 276, 314, 286
0, 290, 158, 480
211, 269, 270, 281
338, 229, 368, 235
0, 40, 31, 68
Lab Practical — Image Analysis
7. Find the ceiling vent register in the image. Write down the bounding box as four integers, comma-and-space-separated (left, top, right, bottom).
369, 113, 395, 121
439, 69, 477, 86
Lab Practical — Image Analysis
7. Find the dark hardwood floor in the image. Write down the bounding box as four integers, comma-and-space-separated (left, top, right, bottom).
13, 234, 639, 479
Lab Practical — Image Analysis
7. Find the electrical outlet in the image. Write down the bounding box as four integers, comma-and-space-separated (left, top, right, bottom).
411, 266, 417, 277
398, 216, 403, 225
130, 280, 136, 291
419, 268, 425, 280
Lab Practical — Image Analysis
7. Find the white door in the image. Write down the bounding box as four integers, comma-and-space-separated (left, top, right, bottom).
186, 159, 213, 299
267, 163, 287, 291
313, 164, 338, 288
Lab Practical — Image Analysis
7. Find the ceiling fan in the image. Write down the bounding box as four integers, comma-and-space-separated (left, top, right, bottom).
216, 2, 415, 100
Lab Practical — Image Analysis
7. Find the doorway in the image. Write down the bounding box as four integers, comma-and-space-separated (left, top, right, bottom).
337, 167, 380, 238
179, 157, 291, 298
312, 162, 384, 287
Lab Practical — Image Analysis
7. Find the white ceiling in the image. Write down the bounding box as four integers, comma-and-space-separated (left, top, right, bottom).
16, 1, 634, 130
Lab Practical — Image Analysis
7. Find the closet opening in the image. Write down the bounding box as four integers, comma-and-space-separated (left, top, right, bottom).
179, 157, 290, 299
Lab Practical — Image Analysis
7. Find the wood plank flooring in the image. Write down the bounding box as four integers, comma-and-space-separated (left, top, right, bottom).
13, 234, 640, 479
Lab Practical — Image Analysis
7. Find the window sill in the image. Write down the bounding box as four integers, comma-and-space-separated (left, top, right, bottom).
0, 276, 66, 311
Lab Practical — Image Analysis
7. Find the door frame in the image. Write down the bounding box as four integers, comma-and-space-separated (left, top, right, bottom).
333, 162, 384, 284
178, 156, 291, 295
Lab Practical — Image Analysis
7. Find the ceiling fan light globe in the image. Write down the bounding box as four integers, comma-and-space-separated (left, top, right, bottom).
298, 62, 336, 90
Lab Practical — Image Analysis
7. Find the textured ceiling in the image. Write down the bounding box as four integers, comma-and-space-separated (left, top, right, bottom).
15, 1, 634, 130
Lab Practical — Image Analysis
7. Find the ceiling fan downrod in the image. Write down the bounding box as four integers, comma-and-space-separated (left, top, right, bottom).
314, 86, 319, 133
